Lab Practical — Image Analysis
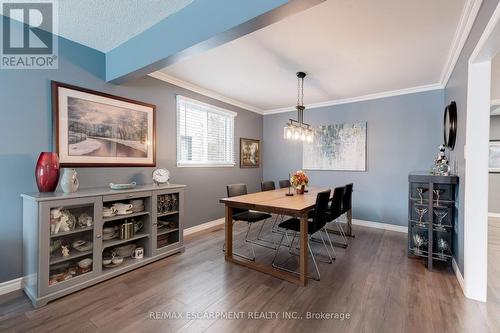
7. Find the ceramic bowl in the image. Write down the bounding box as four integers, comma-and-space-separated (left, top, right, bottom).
103, 227, 115, 235
114, 244, 136, 257
78, 258, 92, 269
102, 257, 112, 265
111, 255, 123, 265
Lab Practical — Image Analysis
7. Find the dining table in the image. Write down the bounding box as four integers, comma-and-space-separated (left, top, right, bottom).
220, 187, 330, 286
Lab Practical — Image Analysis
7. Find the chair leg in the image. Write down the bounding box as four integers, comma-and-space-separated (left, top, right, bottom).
335, 219, 348, 245
308, 241, 321, 281
318, 230, 333, 264
222, 220, 256, 261
271, 231, 286, 267
256, 218, 278, 246
245, 219, 277, 250
323, 227, 337, 259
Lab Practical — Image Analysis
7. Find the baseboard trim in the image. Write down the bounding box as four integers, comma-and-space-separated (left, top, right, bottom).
0, 277, 23, 296
488, 212, 500, 218
348, 218, 407, 233
452, 257, 465, 293
184, 218, 224, 236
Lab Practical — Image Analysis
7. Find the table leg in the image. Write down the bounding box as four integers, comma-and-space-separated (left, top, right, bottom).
225, 206, 233, 259
299, 212, 308, 286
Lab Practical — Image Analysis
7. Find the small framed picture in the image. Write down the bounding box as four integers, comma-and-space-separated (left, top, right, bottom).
489, 140, 500, 173
240, 138, 260, 168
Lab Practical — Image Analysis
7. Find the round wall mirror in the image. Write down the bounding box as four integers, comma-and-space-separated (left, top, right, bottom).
443, 101, 457, 150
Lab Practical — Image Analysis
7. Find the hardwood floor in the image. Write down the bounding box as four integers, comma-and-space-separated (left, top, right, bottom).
1, 222, 499, 333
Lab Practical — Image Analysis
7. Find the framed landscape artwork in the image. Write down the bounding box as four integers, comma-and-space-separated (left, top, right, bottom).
489, 140, 500, 173
303, 122, 367, 171
240, 138, 260, 168
52, 81, 156, 167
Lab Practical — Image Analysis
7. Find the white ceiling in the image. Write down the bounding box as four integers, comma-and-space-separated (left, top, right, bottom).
3, 0, 193, 52
158, 0, 467, 112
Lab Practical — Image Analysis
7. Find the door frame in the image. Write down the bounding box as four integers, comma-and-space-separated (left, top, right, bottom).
464, 1, 500, 302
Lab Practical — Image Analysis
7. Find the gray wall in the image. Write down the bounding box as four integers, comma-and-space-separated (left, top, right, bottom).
444, 0, 500, 274
489, 115, 500, 213
0, 37, 262, 283
263, 90, 444, 226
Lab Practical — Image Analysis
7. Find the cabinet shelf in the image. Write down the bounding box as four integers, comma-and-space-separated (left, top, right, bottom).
103, 211, 149, 223
50, 249, 92, 265
157, 211, 179, 218
102, 232, 150, 250
102, 256, 148, 273
157, 227, 179, 236
50, 226, 94, 238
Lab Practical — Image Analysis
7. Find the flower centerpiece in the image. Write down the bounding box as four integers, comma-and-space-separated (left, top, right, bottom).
291, 170, 309, 194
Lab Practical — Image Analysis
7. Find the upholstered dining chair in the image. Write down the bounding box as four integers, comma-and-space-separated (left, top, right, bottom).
222, 184, 273, 261
279, 179, 291, 189
271, 189, 332, 281
261, 180, 276, 192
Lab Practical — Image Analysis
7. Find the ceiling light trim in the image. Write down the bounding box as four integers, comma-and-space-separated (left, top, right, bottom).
148, 71, 264, 114
264, 83, 444, 115
440, 0, 483, 87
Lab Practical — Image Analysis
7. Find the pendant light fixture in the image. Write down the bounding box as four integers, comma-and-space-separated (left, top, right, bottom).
283, 72, 313, 142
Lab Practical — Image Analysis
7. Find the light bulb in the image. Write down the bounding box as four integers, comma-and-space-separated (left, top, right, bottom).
284, 126, 293, 139
293, 128, 300, 140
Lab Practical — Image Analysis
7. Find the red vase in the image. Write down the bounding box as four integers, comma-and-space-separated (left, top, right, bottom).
35, 152, 60, 192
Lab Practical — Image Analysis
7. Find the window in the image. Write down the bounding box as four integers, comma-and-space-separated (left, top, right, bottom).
176, 95, 236, 167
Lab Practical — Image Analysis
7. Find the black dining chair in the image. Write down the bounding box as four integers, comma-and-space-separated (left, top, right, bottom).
222, 184, 273, 261
271, 189, 332, 281
324, 186, 347, 251
342, 183, 353, 236
279, 179, 291, 189
261, 180, 276, 192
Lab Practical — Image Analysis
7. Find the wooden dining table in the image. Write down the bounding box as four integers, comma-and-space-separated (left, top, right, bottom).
220, 187, 329, 286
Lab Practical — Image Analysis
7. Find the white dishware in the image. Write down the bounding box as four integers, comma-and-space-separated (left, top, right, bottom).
131, 247, 144, 259
78, 258, 92, 269
103, 206, 118, 217
102, 257, 112, 265
130, 199, 144, 207
61, 168, 79, 193
113, 203, 133, 215
111, 255, 123, 265
109, 182, 136, 190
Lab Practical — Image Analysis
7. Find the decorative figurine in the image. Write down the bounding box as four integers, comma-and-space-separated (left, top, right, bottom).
61, 245, 70, 257
77, 213, 93, 228
432, 145, 450, 176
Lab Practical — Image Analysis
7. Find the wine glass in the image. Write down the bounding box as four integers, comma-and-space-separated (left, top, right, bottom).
433, 209, 448, 231
416, 187, 427, 204
414, 207, 428, 227
433, 189, 444, 207
166, 194, 173, 212
413, 233, 427, 254
437, 238, 449, 258
171, 195, 178, 212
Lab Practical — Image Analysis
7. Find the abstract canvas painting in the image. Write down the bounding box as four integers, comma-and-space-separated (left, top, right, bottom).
52, 81, 156, 167
303, 122, 366, 171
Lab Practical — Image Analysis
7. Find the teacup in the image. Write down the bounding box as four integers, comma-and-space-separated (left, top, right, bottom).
113, 203, 133, 214
102, 257, 112, 265
111, 255, 123, 265
103, 207, 117, 216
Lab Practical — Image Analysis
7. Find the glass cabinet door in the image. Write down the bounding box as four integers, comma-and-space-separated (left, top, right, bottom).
153, 189, 183, 255
39, 196, 102, 296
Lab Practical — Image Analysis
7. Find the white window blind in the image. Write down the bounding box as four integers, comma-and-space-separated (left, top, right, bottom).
176, 95, 236, 167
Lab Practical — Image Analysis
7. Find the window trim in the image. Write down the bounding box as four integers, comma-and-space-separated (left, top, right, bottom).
176, 95, 236, 168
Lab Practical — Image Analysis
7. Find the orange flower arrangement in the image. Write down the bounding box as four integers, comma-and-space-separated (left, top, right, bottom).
290, 170, 309, 188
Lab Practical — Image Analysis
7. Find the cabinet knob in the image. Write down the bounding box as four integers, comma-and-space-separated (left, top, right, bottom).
128, 194, 133, 197
96, 235, 102, 239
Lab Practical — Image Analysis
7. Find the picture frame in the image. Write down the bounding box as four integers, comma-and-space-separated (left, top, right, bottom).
489, 140, 500, 173
240, 138, 260, 168
52, 81, 156, 167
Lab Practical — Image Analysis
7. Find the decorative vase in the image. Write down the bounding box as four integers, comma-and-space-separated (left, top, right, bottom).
296, 185, 305, 195
60, 168, 79, 193
35, 152, 60, 192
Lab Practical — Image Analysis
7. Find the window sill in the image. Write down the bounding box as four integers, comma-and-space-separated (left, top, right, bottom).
177, 163, 236, 168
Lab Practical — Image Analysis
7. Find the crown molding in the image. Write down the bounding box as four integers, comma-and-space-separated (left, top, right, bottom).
263, 83, 444, 115
440, 0, 483, 87
491, 99, 500, 106
148, 71, 264, 114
